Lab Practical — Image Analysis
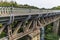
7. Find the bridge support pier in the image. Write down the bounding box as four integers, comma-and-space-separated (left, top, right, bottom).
28, 30, 40, 40
53, 20, 59, 35
40, 27, 44, 40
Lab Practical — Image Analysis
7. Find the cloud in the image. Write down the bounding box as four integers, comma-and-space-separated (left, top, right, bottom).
15, 0, 60, 8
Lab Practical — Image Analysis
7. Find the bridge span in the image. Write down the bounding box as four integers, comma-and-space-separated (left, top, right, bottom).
0, 7, 60, 40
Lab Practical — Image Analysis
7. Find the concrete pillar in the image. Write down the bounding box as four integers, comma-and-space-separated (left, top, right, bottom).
28, 30, 40, 40
53, 20, 59, 35
58, 20, 60, 35
40, 27, 45, 40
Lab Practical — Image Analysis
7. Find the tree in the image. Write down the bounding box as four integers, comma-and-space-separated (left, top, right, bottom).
0, 1, 39, 9
52, 6, 60, 10
41, 8, 46, 9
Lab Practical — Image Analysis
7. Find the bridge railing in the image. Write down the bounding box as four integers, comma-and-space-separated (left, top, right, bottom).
0, 7, 60, 15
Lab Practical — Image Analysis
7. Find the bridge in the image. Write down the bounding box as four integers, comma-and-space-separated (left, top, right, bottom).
0, 7, 60, 40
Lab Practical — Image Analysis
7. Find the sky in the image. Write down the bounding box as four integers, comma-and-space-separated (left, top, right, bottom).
6, 0, 60, 8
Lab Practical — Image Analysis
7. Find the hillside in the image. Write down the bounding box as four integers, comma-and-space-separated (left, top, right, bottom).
52, 6, 60, 10
0, 1, 39, 9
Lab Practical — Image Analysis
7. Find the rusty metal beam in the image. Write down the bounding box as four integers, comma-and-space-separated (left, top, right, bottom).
12, 22, 22, 35
8, 25, 13, 40
0, 25, 6, 34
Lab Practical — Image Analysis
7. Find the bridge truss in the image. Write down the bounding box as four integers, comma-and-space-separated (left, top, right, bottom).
0, 7, 60, 40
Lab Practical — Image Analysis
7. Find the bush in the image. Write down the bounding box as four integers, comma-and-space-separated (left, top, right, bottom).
45, 33, 59, 40
0, 32, 6, 38
45, 24, 59, 40
0, 23, 2, 28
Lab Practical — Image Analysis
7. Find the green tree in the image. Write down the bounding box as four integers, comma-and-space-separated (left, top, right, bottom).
0, 1, 39, 9
52, 6, 60, 10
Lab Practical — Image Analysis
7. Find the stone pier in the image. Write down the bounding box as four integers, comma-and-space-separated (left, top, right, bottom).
53, 20, 59, 35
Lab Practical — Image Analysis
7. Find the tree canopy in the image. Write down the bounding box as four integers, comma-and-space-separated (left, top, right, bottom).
1, 1, 60, 9
0, 1, 39, 9
52, 6, 60, 10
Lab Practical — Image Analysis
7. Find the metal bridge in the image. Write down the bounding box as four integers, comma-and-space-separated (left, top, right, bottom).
0, 7, 60, 40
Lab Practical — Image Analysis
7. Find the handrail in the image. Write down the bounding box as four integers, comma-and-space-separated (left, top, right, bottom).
0, 7, 60, 15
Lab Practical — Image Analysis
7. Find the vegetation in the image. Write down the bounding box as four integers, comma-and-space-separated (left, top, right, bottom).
0, 32, 6, 38
0, 1, 39, 9
45, 24, 59, 40
0, 1, 60, 40
52, 6, 60, 10
40, 6, 60, 10
1, 1, 60, 9
0, 23, 2, 28
45, 33, 59, 40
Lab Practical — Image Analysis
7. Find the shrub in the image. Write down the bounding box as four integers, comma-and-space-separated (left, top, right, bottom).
0, 32, 6, 38
45, 33, 59, 40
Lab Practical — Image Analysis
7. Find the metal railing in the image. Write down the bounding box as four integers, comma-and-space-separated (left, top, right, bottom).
0, 7, 60, 15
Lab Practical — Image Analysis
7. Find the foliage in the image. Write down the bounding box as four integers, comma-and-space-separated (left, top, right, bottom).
45, 33, 59, 40
41, 8, 46, 9
0, 1, 39, 9
0, 23, 2, 28
0, 1, 17, 7
18, 4, 39, 9
45, 24, 53, 34
0, 32, 6, 38
52, 6, 60, 10
45, 24, 59, 40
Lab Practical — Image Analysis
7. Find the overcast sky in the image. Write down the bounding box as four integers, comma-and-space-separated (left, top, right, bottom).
7, 0, 60, 8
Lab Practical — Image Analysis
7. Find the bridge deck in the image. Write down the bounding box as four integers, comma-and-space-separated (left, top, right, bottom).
0, 7, 60, 17
0, 7, 60, 24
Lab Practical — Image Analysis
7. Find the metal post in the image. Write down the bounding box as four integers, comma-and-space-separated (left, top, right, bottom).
29, 9, 31, 13
9, 0, 14, 24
